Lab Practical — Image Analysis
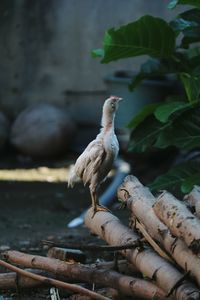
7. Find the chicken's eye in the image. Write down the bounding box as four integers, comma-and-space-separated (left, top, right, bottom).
111, 103, 115, 110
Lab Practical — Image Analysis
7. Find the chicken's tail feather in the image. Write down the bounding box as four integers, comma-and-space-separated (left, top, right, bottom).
67, 168, 79, 188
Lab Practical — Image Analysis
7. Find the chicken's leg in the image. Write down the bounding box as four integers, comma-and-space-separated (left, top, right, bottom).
90, 190, 110, 217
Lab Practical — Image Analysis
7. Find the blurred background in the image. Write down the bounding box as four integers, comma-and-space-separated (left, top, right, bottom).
0, 0, 181, 157
0, 0, 182, 276
0, 1, 185, 298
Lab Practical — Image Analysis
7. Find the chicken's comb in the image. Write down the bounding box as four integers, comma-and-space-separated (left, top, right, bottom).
110, 95, 123, 101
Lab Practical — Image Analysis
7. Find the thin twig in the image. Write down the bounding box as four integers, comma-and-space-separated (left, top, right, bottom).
42, 239, 144, 251
135, 219, 174, 264
0, 259, 109, 300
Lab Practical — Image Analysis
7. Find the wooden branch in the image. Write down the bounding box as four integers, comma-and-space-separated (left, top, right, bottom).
117, 175, 200, 286
70, 288, 119, 300
134, 218, 173, 263
2, 250, 165, 300
185, 186, 200, 218
43, 240, 140, 251
0, 269, 44, 289
154, 191, 200, 254
47, 249, 138, 274
0, 259, 109, 300
0, 260, 136, 291
84, 208, 200, 300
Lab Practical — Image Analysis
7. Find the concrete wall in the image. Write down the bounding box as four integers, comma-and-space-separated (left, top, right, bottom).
0, 0, 179, 121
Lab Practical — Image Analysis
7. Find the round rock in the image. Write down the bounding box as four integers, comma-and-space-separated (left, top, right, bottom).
10, 103, 76, 156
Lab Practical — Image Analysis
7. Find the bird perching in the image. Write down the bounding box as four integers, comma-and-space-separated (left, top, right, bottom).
68, 96, 122, 216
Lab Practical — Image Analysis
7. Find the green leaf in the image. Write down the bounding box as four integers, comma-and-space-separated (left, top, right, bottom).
155, 105, 200, 150
168, 0, 200, 9
154, 101, 192, 123
173, 9, 200, 46
128, 115, 169, 152
181, 172, 200, 192
129, 104, 200, 152
180, 73, 200, 102
91, 48, 104, 58
129, 59, 170, 91
181, 27, 200, 47
186, 46, 200, 59
179, 8, 200, 24
127, 103, 161, 130
100, 15, 176, 63
170, 18, 198, 33
149, 162, 200, 193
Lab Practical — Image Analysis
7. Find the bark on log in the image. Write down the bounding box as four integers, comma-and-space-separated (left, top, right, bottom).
3, 250, 165, 300
0, 269, 43, 289
85, 208, 200, 300
117, 175, 200, 286
0, 259, 108, 300
47, 247, 86, 263
185, 186, 200, 218
70, 288, 119, 300
154, 191, 200, 254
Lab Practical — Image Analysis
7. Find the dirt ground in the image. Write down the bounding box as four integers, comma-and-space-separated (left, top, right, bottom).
0, 149, 176, 299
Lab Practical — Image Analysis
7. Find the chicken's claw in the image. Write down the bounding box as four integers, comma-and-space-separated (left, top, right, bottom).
92, 205, 111, 218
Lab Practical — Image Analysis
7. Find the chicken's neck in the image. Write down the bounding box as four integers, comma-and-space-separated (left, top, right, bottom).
101, 112, 115, 133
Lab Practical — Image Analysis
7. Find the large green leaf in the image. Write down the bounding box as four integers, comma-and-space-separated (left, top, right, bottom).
154, 101, 192, 123
171, 9, 200, 46
170, 18, 198, 33
186, 46, 200, 59
129, 104, 200, 152
181, 27, 200, 47
181, 172, 200, 192
168, 0, 200, 9
155, 105, 200, 150
129, 115, 169, 152
179, 8, 200, 24
180, 73, 200, 102
129, 59, 175, 91
127, 103, 161, 130
149, 161, 200, 193
129, 50, 198, 91
92, 16, 176, 64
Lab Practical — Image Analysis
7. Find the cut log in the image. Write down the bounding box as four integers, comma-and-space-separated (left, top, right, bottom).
154, 191, 200, 254
185, 186, 200, 218
47, 247, 86, 263
0, 259, 108, 300
70, 288, 119, 300
0, 269, 43, 289
2, 250, 165, 300
85, 208, 200, 300
117, 175, 200, 286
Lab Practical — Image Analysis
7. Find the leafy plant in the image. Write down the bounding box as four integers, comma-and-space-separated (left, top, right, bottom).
92, 0, 200, 193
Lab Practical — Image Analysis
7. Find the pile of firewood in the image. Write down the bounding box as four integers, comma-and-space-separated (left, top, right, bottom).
1, 175, 200, 300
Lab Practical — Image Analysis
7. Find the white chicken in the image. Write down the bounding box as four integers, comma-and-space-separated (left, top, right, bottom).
68, 96, 122, 215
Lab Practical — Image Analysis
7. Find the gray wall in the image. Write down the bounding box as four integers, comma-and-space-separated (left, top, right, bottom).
0, 0, 179, 121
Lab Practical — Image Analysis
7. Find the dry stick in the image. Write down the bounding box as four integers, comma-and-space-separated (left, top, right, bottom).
134, 218, 173, 263
118, 175, 200, 286
185, 186, 200, 218
0, 261, 136, 290
0, 259, 109, 300
85, 208, 200, 300
154, 191, 200, 254
47, 249, 139, 274
42, 240, 141, 251
3, 250, 167, 300
0, 269, 44, 289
